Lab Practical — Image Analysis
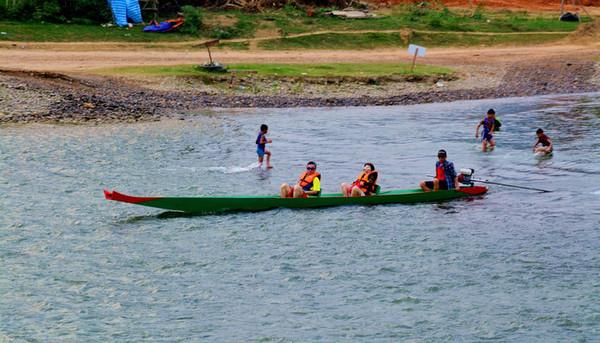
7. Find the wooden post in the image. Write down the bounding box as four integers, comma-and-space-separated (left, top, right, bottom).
410, 48, 419, 72
202, 39, 220, 65
206, 45, 213, 64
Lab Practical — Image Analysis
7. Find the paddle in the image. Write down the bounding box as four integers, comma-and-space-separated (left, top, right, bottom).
427, 175, 552, 193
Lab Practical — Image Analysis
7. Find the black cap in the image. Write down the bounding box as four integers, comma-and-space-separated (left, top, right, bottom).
437, 149, 447, 157
487, 108, 495, 114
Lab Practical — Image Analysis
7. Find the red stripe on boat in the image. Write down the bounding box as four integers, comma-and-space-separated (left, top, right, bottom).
104, 189, 162, 204
457, 186, 488, 196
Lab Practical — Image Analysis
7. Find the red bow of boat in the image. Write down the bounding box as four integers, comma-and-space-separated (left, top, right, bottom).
104, 189, 162, 204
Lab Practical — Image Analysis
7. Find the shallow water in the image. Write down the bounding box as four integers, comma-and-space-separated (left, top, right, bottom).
1, 93, 600, 342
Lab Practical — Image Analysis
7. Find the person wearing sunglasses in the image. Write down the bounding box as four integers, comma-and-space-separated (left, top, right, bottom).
280, 161, 321, 198
420, 150, 459, 192
341, 162, 379, 197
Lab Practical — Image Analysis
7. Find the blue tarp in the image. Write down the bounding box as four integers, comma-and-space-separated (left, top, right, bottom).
108, 0, 142, 27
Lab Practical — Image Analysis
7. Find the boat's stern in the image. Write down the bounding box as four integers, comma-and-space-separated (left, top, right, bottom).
457, 185, 488, 196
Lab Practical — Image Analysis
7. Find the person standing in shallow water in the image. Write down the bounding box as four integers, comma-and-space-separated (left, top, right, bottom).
420, 150, 459, 192
476, 108, 496, 152
256, 124, 273, 169
533, 128, 553, 155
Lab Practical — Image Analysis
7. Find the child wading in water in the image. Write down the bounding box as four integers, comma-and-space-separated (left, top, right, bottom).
475, 109, 496, 152
256, 124, 273, 168
533, 128, 553, 155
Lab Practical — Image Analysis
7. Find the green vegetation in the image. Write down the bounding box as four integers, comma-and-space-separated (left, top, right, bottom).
0, 21, 197, 42
0, 4, 583, 44
259, 32, 405, 50
180, 6, 203, 35
207, 12, 256, 39
95, 63, 454, 78
258, 31, 570, 50
267, 6, 582, 36
0, 0, 111, 23
411, 31, 569, 47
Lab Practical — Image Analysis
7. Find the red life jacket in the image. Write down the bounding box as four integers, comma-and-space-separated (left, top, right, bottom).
353, 171, 378, 194
298, 171, 321, 192
436, 165, 446, 181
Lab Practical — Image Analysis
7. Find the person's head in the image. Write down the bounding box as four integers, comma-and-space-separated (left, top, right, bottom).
306, 161, 317, 174
437, 149, 447, 161
363, 162, 375, 172
260, 124, 268, 133
487, 108, 495, 118
536, 128, 544, 137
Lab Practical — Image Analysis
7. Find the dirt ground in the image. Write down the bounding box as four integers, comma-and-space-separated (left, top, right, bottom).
0, 42, 598, 73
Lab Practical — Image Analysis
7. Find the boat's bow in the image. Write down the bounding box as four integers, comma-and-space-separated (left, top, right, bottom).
104, 189, 162, 204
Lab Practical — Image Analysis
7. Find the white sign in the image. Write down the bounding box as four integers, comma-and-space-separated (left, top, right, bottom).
408, 44, 426, 57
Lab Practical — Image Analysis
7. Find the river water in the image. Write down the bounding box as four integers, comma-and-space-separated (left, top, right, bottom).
1, 93, 600, 342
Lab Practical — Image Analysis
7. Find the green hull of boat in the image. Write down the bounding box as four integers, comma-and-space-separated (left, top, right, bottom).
104, 186, 487, 214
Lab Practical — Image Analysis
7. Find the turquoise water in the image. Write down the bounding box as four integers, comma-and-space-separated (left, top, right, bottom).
1, 93, 600, 341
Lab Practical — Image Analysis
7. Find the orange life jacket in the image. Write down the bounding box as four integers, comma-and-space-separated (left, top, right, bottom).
353, 170, 378, 194
298, 171, 321, 192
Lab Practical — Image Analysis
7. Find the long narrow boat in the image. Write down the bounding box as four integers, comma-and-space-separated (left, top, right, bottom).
104, 186, 487, 214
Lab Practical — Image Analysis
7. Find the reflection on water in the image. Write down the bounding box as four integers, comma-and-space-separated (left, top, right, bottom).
1, 92, 600, 341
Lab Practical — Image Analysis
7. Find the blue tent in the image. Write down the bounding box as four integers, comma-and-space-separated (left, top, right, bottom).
108, 0, 143, 27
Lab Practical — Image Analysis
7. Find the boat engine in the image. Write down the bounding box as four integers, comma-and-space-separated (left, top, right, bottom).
458, 168, 475, 186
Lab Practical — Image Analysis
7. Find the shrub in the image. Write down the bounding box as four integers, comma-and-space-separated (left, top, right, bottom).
2, 0, 110, 22
472, 4, 486, 20
7, 0, 37, 20
34, 0, 64, 22
181, 5, 203, 35
208, 25, 238, 39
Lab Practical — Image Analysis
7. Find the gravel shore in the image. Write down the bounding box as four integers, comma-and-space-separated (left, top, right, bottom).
1, 60, 598, 124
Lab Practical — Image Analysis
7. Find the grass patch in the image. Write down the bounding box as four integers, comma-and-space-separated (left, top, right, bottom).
258, 31, 570, 50
0, 21, 197, 42
95, 63, 454, 78
218, 41, 250, 50
259, 32, 405, 50
266, 5, 582, 36
0, 5, 582, 43
410, 31, 570, 47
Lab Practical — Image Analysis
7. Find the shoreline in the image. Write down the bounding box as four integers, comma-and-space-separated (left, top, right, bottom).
1, 59, 599, 124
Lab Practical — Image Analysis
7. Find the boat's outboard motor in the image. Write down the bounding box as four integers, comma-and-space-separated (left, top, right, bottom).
458, 168, 475, 187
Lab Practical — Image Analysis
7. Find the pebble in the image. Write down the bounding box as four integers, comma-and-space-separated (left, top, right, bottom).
0, 61, 598, 124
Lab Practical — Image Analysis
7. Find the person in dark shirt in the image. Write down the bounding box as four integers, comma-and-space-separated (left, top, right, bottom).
533, 128, 553, 155
256, 124, 273, 168
475, 109, 497, 152
420, 150, 459, 192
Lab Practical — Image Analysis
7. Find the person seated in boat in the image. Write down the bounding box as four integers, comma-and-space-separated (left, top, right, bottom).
341, 162, 379, 197
475, 109, 496, 152
420, 150, 459, 192
533, 128, 553, 154
280, 161, 321, 198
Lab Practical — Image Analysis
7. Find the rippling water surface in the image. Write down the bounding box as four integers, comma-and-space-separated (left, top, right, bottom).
1, 93, 600, 341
